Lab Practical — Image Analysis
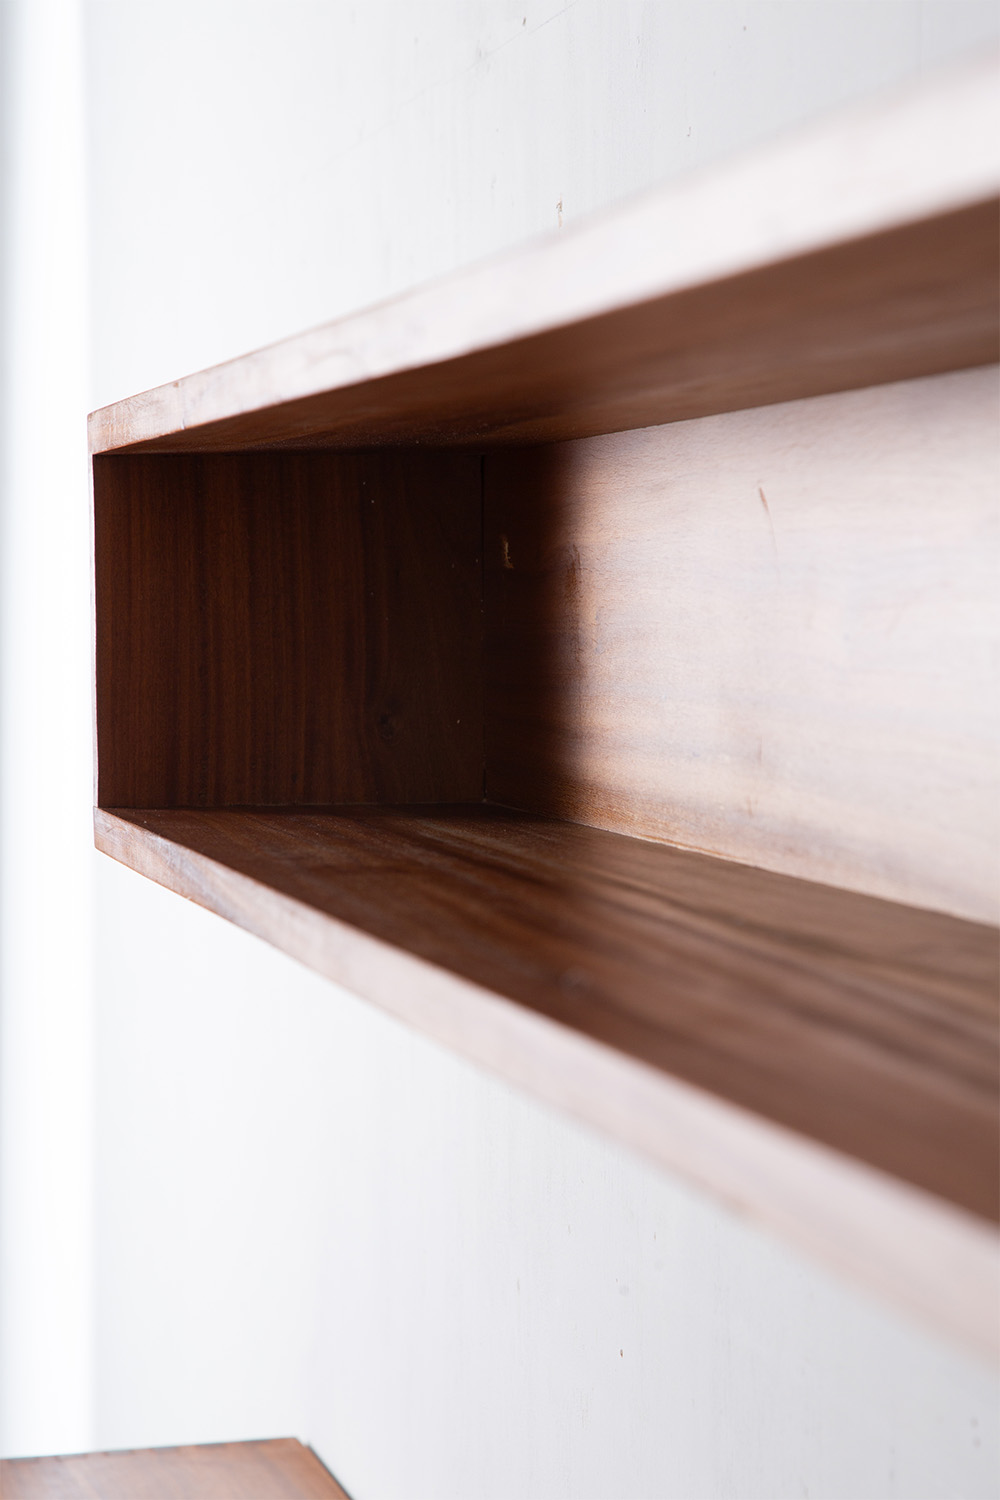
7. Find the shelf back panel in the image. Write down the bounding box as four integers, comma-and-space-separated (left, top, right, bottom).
484, 366, 999, 923
94, 449, 484, 807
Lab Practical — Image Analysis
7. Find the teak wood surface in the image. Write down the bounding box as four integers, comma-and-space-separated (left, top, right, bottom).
88, 55, 998, 456
0, 1439, 350, 1499
94, 371, 998, 919
95, 805, 999, 1357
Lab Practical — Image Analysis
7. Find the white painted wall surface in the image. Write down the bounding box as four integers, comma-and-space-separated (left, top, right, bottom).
2, 3, 998, 1496
0, 0, 94, 1456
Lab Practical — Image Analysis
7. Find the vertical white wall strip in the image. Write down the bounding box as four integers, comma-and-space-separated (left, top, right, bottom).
0, 0, 94, 1455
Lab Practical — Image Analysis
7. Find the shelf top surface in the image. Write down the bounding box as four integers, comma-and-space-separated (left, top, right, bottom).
99, 804, 999, 1227
89, 51, 999, 456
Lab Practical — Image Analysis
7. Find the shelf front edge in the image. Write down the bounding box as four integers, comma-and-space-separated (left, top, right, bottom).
87, 53, 999, 455
94, 807, 998, 1359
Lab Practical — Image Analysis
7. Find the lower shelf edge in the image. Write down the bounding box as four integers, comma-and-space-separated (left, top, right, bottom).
95, 803, 999, 1358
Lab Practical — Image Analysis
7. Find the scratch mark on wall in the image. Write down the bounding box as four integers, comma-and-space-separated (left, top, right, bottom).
758, 484, 779, 564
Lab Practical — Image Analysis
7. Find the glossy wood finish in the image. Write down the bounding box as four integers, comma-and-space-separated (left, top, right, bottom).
0, 1439, 350, 1499
94, 449, 482, 807
95, 805, 999, 1355
484, 367, 999, 924
88, 56, 998, 456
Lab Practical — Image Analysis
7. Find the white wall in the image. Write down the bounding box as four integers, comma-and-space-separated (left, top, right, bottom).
2, 3, 998, 1495
0, 0, 94, 1456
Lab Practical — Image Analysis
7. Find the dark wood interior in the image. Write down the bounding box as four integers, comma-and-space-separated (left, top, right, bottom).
96, 370, 998, 917
94, 450, 483, 807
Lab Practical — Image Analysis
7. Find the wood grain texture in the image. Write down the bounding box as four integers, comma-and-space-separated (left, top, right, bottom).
94, 449, 482, 807
484, 367, 999, 925
87, 55, 998, 456
86, 54, 1000, 1358
94, 805, 999, 1354
0, 1439, 350, 1499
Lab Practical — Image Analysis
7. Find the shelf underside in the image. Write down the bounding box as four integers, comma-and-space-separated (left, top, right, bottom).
97, 804, 998, 1319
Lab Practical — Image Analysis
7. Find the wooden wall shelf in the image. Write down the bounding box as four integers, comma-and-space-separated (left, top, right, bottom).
90, 55, 999, 1358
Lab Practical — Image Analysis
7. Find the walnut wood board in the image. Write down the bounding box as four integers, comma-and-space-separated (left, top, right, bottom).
484, 367, 999, 925
93, 449, 483, 807
94, 805, 999, 1357
88, 55, 998, 457
0, 1439, 350, 1499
